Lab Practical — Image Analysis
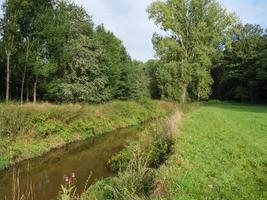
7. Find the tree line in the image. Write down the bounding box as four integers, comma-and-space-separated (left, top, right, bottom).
146, 0, 267, 103
0, 0, 266, 104
0, 0, 148, 104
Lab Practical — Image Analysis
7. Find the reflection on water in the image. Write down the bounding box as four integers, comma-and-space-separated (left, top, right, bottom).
0, 126, 140, 200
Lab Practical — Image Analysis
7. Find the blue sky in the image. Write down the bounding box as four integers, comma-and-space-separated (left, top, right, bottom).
1, 0, 267, 61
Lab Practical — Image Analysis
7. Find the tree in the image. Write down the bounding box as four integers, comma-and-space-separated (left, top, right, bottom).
94, 25, 131, 98
54, 35, 111, 103
1, 0, 19, 102
0, 0, 55, 103
212, 24, 267, 102
145, 59, 162, 99
147, 0, 237, 103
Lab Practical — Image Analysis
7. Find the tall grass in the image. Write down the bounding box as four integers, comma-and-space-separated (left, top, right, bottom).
0, 100, 171, 170
86, 109, 181, 200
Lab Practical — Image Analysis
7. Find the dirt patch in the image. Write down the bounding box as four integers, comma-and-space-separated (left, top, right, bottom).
165, 109, 183, 137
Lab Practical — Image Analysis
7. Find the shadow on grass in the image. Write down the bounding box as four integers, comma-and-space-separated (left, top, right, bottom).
204, 101, 267, 114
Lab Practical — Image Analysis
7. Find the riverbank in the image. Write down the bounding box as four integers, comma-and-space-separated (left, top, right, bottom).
80, 107, 182, 199
0, 100, 174, 170
76, 102, 266, 200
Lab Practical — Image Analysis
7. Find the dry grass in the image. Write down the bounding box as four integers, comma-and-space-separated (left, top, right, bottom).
164, 109, 182, 137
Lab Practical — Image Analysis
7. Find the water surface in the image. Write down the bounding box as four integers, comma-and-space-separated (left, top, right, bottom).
0, 126, 140, 200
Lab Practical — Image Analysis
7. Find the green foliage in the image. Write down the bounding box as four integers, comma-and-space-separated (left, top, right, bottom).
109, 149, 131, 172
88, 148, 156, 200
0, 155, 8, 170
58, 185, 79, 200
0, 0, 151, 103
109, 121, 171, 173
86, 177, 117, 200
87, 112, 177, 199
147, 0, 237, 103
36, 120, 69, 138
212, 24, 267, 102
0, 153, 8, 170
55, 35, 112, 103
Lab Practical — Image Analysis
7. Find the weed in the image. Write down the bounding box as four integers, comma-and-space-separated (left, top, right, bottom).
0, 100, 170, 169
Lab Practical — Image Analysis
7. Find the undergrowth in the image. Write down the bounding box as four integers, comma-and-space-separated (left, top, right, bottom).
81, 109, 180, 200
0, 100, 170, 170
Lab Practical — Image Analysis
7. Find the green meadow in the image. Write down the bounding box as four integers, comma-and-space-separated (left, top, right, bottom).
153, 102, 267, 200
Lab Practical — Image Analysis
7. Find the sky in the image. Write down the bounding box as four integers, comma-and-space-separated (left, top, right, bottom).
73, 0, 267, 61
0, 0, 267, 61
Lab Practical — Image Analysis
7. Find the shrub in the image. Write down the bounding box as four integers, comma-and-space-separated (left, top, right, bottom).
86, 177, 116, 200
0, 155, 7, 170
88, 147, 156, 200
109, 121, 172, 173
36, 120, 68, 138
109, 149, 131, 172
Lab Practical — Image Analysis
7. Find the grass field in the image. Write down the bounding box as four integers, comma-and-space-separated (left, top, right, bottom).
154, 102, 267, 200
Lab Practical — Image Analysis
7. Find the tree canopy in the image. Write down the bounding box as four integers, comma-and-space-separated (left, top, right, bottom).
0, 0, 147, 103
147, 0, 237, 103
0, 0, 266, 104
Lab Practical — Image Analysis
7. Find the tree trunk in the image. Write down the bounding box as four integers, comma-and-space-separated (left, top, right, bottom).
26, 72, 30, 102
197, 83, 201, 102
181, 83, 188, 104
20, 66, 26, 105
26, 86, 30, 102
26, 78, 30, 103
6, 51, 11, 103
23, 39, 30, 104
33, 75, 38, 104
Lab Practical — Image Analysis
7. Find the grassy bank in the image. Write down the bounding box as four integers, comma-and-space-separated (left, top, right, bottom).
73, 102, 266, 200
75, 109, 181, 200
153, 102, 267, 200
0, 100, 173, 170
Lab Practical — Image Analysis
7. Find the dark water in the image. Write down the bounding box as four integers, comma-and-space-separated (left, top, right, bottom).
0, 126, 140, 200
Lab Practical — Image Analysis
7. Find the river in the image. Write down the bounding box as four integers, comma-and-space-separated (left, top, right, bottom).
0, 126, 140, 200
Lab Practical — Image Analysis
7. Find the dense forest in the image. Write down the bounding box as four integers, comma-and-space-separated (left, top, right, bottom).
0, 0, 266, 104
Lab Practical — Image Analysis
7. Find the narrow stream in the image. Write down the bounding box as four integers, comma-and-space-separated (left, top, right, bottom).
0, 126, 140, 200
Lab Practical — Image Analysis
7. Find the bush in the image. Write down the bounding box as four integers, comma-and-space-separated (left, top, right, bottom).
0, 155, 7, 170
86, 177, 116, 200
88, 147, 156, 200
109, 121, 172, 173
70, 120, 95, 138
36, 120, 68, 138
95, 118, 175, 199
109, 149, 131, 172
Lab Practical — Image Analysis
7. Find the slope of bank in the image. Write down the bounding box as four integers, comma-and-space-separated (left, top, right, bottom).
0, 100, 174, 170
153, 102, 267, 200
81, 108, 182, 200
80, 102, 266, 200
